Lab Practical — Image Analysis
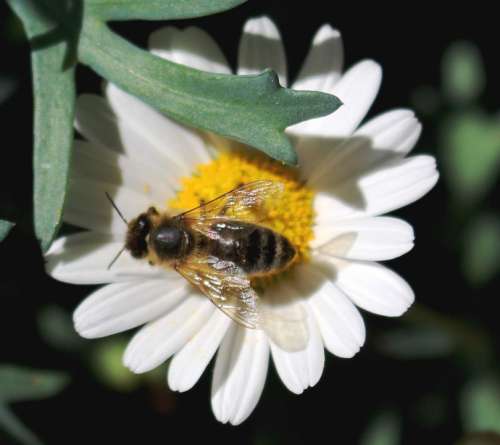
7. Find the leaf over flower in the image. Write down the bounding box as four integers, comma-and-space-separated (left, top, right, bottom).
8, 0, 341, 251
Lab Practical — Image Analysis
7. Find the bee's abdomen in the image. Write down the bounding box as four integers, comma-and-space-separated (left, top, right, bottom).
241, 227, 296, 275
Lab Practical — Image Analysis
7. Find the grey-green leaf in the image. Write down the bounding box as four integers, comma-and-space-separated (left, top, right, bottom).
461, 377, 500, 434
78, 18, 341, 165
441, 111, 500, 205
442, 41, 485, 105
0, 220, 14, 242
8, 0, 76, 252
86, 0, 248, 21
0, 365, 69, 403
463, 214, 500, 287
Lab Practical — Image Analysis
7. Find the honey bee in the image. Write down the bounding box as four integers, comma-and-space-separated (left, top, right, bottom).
108, 180, 307, 351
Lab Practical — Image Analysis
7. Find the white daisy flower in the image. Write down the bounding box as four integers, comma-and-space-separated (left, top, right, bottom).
46, 17, 439, 425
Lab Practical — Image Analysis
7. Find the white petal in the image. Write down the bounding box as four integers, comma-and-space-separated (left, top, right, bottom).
149, 26, 231, 74
319, 257, 415, 316
74, 279, 187, 338
46, 232, 167, 284
168, 310, 231, 392
237, 16, 287, 86
72, 140, 173, 204
295, 265, 365, 358
270, 304, 324, 394
260, 282, 309, 353
312, 216, 414, 261
211, 325, 269, 425
123, 295, 214, 373
75, 94, 198, 185
105, 83, 211, 175
64, 176, 156, 234
314, 155, 439, 222
293, 24, 343, 93
309, 109, 422, 188
291, 60, 382, 138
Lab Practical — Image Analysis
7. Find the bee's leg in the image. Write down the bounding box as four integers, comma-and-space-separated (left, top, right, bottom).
199, 199, 208, 218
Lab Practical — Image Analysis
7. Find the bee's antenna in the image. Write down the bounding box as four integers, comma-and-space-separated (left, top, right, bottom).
107, 246, 126, 270
105, 192, 128, 225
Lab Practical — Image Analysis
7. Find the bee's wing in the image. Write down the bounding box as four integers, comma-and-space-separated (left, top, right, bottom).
175, 180, 284, 225
260, 291, 310, 352
175, 258, 261, 329
176, 256, 310, 352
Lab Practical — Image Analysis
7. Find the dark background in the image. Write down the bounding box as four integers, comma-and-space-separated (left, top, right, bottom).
1, 1, 499, 444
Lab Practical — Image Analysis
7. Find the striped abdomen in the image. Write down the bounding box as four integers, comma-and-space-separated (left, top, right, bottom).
201, 221, 296, 276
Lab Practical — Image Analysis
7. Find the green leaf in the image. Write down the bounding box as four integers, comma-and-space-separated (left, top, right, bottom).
461, 377, 500, 434
77, 17, 340, 165
0, 365, 69, 403
442, 41, 485, 105
7, 0, 76, 252
441, 111, 500, 205
0, 220, 14, 242
463, 214, 500, 287
86, 0, 248, 21
360, 411, 400, 445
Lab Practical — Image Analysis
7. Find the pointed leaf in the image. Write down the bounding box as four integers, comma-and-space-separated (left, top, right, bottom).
78, 18, 341, 164
0, 220, 14, 242
86, 0, 248, 21
7, 0, 76, 252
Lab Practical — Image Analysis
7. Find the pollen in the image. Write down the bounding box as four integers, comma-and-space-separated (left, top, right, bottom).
168, 150, 315, 267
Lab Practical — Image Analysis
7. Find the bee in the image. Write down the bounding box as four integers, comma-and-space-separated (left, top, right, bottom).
107, 180, 307, 351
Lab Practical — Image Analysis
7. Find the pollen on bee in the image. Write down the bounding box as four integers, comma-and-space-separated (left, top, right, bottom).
168, 150, 315, 271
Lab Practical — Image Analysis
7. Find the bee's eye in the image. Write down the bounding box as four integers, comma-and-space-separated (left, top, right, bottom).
125, 214, 151, 258
151, 226, 183, 259
136, 215, 150, 234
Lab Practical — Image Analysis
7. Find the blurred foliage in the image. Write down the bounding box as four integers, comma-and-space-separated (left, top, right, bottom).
461, 377, 500, 434
441, 111, 500, 207
360, 411, 400, 445
376, 325, 456, 359
37, 305, 83, 352
457, 432, 500, 445
462, 214, 500, 286
91, 337, 141, 393
0, 366, 68, 445
442, 41, 486, 105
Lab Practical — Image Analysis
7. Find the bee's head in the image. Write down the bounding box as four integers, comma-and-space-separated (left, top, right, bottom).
125, 209, 156, 259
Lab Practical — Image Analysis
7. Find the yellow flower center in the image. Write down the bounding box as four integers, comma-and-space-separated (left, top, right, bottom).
168, 149, 315, 282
